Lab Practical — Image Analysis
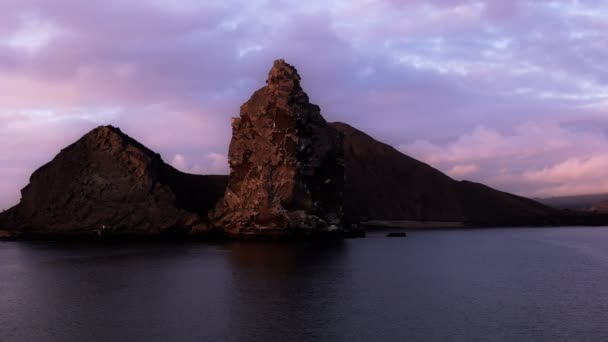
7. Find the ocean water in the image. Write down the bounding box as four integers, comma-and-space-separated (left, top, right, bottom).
2, 228, 608, 342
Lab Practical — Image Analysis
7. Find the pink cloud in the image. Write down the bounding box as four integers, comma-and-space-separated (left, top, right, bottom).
170, 152, 228, 175
447, 164, 479, 178
521, 156, 608, 197
399, 120, 608, 197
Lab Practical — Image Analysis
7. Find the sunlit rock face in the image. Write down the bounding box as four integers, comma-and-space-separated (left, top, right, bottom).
1, 125, 227, 237
212, 59, 350, 237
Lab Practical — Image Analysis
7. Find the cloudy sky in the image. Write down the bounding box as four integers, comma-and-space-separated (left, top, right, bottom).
1, 0, 608, 209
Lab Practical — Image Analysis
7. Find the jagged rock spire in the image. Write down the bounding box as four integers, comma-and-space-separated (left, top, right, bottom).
266, 59, 302, 93
212, 59, 353, 237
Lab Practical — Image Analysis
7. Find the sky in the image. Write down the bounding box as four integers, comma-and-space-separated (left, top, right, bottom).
1, 0, 608, 209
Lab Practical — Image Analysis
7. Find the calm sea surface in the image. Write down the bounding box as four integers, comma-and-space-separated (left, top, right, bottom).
2, 228, 608, 342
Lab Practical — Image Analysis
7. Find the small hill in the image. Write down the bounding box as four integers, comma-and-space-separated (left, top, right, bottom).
0, 126, 226, 238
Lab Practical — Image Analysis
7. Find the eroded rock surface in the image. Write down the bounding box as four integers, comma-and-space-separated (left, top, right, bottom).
212, 60, 350, 237
2, 126, 227, 238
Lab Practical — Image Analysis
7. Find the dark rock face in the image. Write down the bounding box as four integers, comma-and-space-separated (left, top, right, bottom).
330, 122, 565, 226
212, 60, 348, 237
331, 122, 464, 223
2, 126, 227, 238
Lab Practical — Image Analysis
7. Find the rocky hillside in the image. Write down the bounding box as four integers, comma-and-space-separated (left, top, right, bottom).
0, 126, 226, 238
331, 122, 595, 226
212, 60, 355, 238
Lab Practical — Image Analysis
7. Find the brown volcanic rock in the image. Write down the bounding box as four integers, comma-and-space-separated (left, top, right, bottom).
2, 126, 227, 238
212, 60, 349, 237
331, 122, 560, 226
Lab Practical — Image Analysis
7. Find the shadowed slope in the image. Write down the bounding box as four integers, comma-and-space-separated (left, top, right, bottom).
331, 122, 464, 222
331, 122, 587, 226
1, 126, 227, 237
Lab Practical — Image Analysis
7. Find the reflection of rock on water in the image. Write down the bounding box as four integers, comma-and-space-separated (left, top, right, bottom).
223, 240, 350, 340
226, 240, 347, 274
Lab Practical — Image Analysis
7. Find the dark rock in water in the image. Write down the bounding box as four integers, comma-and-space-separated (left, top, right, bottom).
386, 232, 407, 237
211, 60, 350, 238
330, 122, 579, 226
2, 126, 227, 238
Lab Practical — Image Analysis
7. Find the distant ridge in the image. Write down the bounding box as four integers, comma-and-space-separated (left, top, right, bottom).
538, 194, 608, 211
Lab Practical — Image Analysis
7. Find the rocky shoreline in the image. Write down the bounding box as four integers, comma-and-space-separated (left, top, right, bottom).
0, 228, 365, 242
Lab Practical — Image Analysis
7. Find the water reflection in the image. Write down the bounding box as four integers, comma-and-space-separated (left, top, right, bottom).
4, 229, 608, 341
223, 241, 349, 341
2, 242, 234, 341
